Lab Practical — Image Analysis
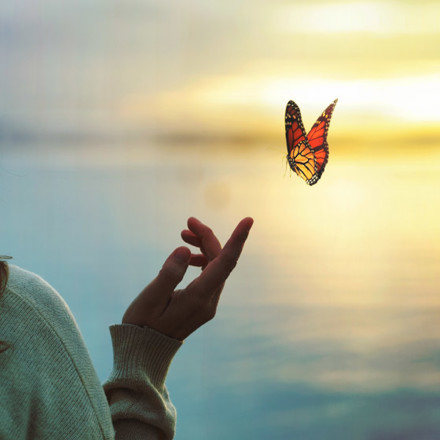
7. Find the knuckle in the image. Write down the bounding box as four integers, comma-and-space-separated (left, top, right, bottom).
200, 226, 214, 241
159, 265, 183, 283
187, 296, 216, 321
204, 226, 214, 236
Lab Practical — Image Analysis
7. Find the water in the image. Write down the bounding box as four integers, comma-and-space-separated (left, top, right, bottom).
1, 141, 440, 439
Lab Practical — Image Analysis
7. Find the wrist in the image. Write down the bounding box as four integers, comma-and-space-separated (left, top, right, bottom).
108, 324, 183, 389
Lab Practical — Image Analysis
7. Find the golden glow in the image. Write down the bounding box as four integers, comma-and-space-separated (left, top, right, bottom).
179, 73, 440, 123
120, 72, 440, 144
99, 0, 440, 186
116, 0, 440, 151
275, 2, 440, 35
275, 2, 393, 34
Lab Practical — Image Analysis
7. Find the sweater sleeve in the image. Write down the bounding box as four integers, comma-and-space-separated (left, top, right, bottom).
103, 324, 183, 440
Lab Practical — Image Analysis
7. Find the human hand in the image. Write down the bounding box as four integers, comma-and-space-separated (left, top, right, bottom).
122, 217, 254, 340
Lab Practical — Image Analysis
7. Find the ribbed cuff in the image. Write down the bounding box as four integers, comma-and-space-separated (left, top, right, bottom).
109, 324, 183, 390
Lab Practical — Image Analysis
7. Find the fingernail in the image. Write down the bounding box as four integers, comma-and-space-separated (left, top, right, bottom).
174, 247, 189, 263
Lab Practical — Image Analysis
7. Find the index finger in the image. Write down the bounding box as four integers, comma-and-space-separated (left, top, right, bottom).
193, 217, 254, 294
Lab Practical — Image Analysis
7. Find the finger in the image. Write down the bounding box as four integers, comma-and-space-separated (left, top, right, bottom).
187, 217, 222, 260
141, 246, 191, 308
181, 229, 201, 248
189, 254, 208, 267
182, 232, 211, 267
192, 217, 254, 295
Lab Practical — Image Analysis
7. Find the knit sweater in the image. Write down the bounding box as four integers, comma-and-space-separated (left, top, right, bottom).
0, 265, 183, 439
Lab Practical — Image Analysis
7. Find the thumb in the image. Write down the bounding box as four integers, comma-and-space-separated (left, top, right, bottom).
147, 246, 191, 301
122, 247, 191, 326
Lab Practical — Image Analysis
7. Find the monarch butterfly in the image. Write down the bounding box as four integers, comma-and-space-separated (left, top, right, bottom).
285, 99, 337, 185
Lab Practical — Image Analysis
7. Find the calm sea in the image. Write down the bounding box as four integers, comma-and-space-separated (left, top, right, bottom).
1, 141, 440, 439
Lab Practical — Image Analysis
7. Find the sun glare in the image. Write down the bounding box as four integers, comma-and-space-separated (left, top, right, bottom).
150, 73, 440, 131
275, 2, 440, 35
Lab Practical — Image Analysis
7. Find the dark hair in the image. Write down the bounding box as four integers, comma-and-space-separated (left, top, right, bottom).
0, 261, 8, 297
0, 262, 10, 353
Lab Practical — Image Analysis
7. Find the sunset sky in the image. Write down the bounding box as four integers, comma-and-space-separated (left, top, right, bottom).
0, 0, 439, 149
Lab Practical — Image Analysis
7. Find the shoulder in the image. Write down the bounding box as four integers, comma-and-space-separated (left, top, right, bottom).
0, 264, 84, 362
6, 264, 66, 305
0, 265, 114, 438
4, 264, 76, 327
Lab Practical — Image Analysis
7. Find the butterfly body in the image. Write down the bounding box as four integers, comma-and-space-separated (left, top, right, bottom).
285, 99, 337, 185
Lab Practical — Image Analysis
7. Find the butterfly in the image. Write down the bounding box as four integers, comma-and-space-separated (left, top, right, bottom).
285, 99, 337, 185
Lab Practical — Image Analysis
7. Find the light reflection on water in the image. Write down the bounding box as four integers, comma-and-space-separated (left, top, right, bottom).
1, 142, 440, 439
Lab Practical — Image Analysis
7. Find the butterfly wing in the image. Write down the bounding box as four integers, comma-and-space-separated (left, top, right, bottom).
306, 99, 337, 182
285, 100, 318, 184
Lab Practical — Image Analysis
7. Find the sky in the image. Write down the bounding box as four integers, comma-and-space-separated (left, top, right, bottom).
0, 0, 439, 150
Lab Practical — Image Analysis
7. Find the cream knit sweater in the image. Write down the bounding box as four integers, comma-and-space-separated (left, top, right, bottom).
0, 265, 182, 439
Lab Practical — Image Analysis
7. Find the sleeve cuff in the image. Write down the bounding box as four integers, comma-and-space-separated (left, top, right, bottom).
108, 324, 183, 390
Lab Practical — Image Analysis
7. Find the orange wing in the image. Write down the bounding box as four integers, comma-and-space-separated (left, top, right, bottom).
306, 99, 337, 179
285, 100, 307, 154
285, 101, 317, 184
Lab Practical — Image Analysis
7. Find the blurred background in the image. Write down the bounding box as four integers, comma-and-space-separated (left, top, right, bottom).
1, 0, 440, 438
